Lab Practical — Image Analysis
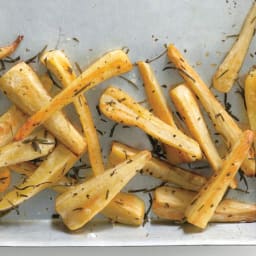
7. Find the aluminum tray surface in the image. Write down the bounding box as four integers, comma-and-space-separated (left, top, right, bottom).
0, 0, 255, 246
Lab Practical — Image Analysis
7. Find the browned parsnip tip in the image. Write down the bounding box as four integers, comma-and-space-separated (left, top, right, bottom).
0, 35, 24, 59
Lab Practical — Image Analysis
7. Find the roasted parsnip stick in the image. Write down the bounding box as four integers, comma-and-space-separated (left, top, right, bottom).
167, 44, 255, 177
109, 142, 206, 191
41, 50, 104, 175
0, 35, 23, 59
170, 84, 237, 188
100, 86, 202, 160
0, 129, 55, 168
56, 151, 151, 230
0, 62, 87, 155
0, 168, 11, 193
0, 106, 27, 147
41, 50, 145, 225
14, 50, 133, 140
185, 130, 254, 229
245, 69, 256, 131
153, 186, 256, 223
137, 61, 194, 164
213, 2, 256, 92
0, 144, 79, 211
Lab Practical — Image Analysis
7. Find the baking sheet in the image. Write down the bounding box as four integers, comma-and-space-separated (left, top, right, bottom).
0, 0, 255, 246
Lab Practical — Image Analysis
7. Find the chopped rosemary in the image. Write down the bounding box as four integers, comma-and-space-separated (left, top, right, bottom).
110, 123, 118, 137
25, 45, 48, 64
118, 75, 139, 90
145, 48, 167, 64
216, 69, 229, 79
143, 193, 153, 226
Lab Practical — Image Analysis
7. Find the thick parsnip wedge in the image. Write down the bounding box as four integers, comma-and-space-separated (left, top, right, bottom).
0, 35, 23, 59
42, 50, 145, 225
0, 106, 27, 147
137, 61, 194, 164
41, 50, 104, 175
0, 129, 55, 168
109, 142, 206, 191
0, 62, 86, 155
153, 186, 256, 223
167, 44, 255, 177
56, 151, 151, 230
170, 84, 222, 171
14, 50, 133, 140
0, 144, 78, 211
102, 193, 145, 226
185, 130, 254, 229
245, 69, 256, 131
213, 2, 256, 92
0, 168, 11, 193
100, 86, 202, 160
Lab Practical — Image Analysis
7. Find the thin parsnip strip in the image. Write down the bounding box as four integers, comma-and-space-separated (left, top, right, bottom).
167, 44, 255, 177
56, 151, 151, 230
41, 50, 145, 225
213, 2, 256, 92
41, 50, 104, 175
14, 50, 133, 140
0, 129, 55, 168
0, 35, 23, 60
170, 85, 222, 171
137, 61, 194, 164
0, 62, 87, 155
109, 142, 206, 192
0, 106, 27, 147
153, 186, 256, 223
185, 130, 254, 229
100, 86, 202, 160
0, 168, 11, 193
245, 69, 256, 131
0, 144, 79, 211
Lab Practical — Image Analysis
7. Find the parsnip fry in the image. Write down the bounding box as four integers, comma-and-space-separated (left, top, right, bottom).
56, 151, 151, 230
245, 69, 256, 131
0, 168, 11, 193
41, 50, 104, 175
41, 50, 145, 225
153, 186, 256, 223
137, 61, 194, 164
0, 62, 87, 155
185, 130, 254, 229
109, 142, 206, 192
213, 2, 256, 92
170, 85, 222, 171
0, 129, 55, 168
101, 193, 145, 226
167, 44, 255, 176
0, 106, 27, 147
100, 86, 202, 160
0, 35, 23, 59
14, 50, 133, 140
0, 144, 78, 211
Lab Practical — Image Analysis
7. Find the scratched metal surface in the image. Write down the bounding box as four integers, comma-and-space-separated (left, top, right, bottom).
0, 0, 255, 246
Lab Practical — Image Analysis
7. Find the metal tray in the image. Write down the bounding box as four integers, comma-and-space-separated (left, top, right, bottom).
0, 0, 255, 246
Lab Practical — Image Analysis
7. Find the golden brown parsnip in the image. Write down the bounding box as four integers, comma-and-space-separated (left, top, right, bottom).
0, 35, 23, 59
137, 61, 195, 164
109, 142, 206, 191
185, 130, 254, 229
56, 151, 151, 230
14, 50, 133, 140
0, 62, 87, 155
100, 86, 202, 160
167, 44, 255, 177
213, 2, 256, 92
